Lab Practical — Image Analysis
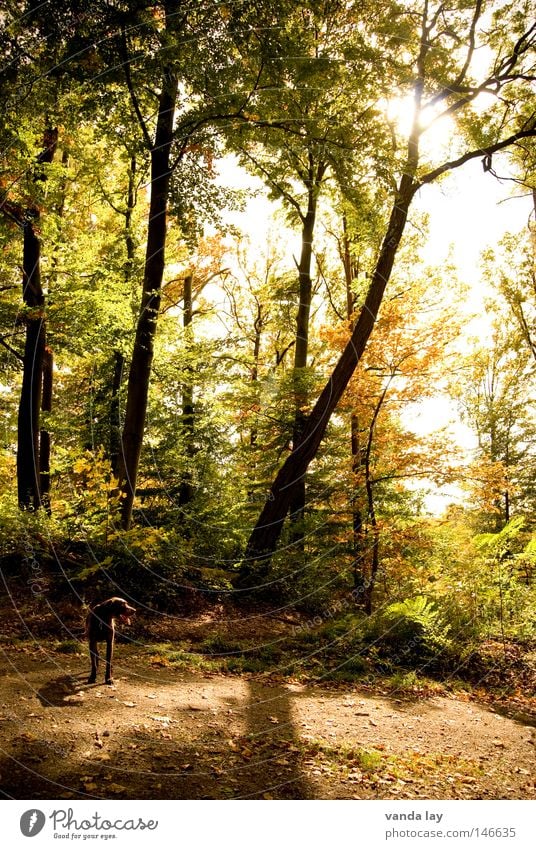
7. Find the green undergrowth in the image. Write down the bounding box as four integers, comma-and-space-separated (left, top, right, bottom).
133, 617, 535, 695
1, 580, 533, 693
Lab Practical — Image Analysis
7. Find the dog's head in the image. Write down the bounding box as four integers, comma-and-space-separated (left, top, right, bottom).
108, 597, 136, 625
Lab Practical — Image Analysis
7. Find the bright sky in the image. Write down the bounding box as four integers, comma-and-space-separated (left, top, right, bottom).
408, 158, 533, 512
418, 159, 532, 288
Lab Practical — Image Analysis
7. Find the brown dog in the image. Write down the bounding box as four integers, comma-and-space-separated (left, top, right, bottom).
86, 597, 136, 685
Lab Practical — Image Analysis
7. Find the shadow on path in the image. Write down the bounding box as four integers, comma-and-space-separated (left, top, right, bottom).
0, 657, 313, 800
36, 674, 86, 707
231, 680, 312, 799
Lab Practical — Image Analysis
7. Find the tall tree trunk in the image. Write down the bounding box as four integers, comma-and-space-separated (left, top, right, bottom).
363, 468, 379, 616
288, 156, 327, 544
109, 155, 136, 479
16, 124, 58, 509
39, 346, 53, 513
241, 172, 417, 575
361, 381, 390, 614
289, 201, 316, 543
117, 72, 179, 529
342, 213, 358, 321
341, 214, 366, 600
109, 350, 124, 480
179, 274, 195, 508
249, 301, 263, 447
124, 155, 137, 288
39, 146, 68, 513
17, 221, 45, 509
350, 411, 366, 600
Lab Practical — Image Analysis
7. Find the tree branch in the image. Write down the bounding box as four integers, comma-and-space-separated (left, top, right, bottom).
316, 253, 345, 321
239, 147, 304, 220
0, 336, 24, 362
0, 197, 25, 228
452, 0, 483, 90
121, 27, 153, 150
426, 16, 534, 111
418, 123, 536, 187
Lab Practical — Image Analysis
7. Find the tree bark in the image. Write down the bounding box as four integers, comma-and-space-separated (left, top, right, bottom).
341, 215, 366, 599
40, 146, 68, 513
288, 155, 327, 545
118, 71, 179, 529
124, 155, 137, 288
361, 381, 390, 614
17, 221, 45, 509
350, 412, 367, 598
289, 199, 316, 542
179, 274, 195, 507
15, 126, 58, 509
249, 300, 263, 447
241, 172, 417, 574
109, 156, 135, 479
39, 346, 53, 512
109, 350, 124, 480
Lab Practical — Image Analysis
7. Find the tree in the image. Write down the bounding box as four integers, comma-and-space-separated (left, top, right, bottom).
0, 1, 140, 511
113, 0, 286, 528
241, 1, 536, 576
14, 0, 267, 528
319, 255, 461, 611
485, 228, 536, 364
231, 0, 385, 544
455, 321, 536, 529
0, 120, 59, 508
159, 236, 230, 511
115, 2, 181, 528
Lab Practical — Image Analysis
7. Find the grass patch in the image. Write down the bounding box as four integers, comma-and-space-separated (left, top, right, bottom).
386, 750, 483, 785
293, 736, 481, 788
227, 657, 265, 673
322, 655, 369, 682
385, 670, 446, 697
141, 636, 299, 676
200, 634, 245, 655
144, 643, 220, 672
55, 639, 82, 654
300, 738, 385, 776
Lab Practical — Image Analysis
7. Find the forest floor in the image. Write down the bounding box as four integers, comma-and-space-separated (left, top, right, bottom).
0, 600, 535, 800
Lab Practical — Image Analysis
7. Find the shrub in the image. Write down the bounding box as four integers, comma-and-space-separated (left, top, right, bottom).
364, 595, 451, 666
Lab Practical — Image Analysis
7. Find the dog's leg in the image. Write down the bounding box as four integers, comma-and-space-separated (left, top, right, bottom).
88, 640, 99, 684
105, 629, 114, 685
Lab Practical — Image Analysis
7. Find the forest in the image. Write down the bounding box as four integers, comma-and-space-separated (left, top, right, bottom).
0, 0, 535, 802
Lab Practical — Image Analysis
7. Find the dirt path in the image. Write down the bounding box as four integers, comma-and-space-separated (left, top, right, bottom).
0, 645, 534, 800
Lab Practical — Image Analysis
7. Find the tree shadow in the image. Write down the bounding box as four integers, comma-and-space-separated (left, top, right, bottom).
0, 734, 86, 800
1, 668, 314, 800
488, 702, 536, 728
36, 674, 87, 707
232, 679, 312, 799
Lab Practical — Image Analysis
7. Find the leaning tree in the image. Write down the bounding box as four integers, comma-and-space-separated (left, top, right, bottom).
241, 0, 536, 579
